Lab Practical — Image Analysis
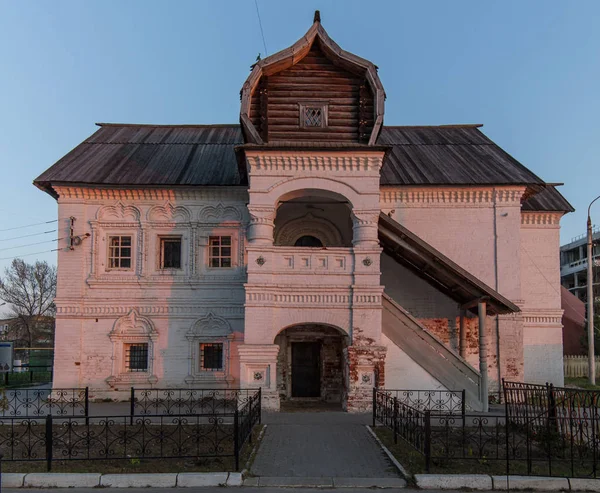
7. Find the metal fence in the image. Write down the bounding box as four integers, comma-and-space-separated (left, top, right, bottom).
0, 388, 261, 471
0, 387, 88, 417
374, 383, 600, 478
504, 380, 600, 478
373, 388, 465, 416
130, 388, 256, 418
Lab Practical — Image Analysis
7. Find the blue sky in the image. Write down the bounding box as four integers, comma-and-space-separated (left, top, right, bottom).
0, 0, 599, 275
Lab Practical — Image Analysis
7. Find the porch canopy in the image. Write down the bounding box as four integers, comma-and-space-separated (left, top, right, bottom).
378, 212, 519, 315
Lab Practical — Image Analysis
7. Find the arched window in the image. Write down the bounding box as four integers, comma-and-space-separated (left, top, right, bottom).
294, 235, 323, 247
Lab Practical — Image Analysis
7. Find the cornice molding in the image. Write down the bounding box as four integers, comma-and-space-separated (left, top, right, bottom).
380, 187, 525, 207
521, 212, 562, 227
55, 303, 245, 318
245, 153, 384, 174
54, 186, 249, 202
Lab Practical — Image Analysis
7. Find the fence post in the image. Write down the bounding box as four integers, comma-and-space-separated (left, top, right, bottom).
424, 410, 431, 473
461, 389, 466, 417
393, 397, 398, 445
258, 387, 262, 425
130, 387, 135, 425
84, 387, 89, 426
234, 408, 240, 471
248, 396, 253, 445
372, 388, 376, 428
45, 414, 53, 472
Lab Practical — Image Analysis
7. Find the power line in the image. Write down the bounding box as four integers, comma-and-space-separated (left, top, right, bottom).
0, 237, 65, 253
0, 220, 57, 233
0, 249, 59, 262
0, 230, 57, 243
254, 0, 268, 57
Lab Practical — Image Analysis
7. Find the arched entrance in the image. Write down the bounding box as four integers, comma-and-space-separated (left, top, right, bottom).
274, 324, 349, 405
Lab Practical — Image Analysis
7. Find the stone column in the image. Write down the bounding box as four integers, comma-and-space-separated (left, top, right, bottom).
351, 210, 380, 249
247, 206, 275, 246
344, 344, 386, 412
238, 344, 280, 410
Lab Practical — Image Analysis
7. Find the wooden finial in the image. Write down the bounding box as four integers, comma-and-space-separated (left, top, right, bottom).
314, 10, 321, 23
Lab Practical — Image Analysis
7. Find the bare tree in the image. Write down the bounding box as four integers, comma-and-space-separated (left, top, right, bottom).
0, 259, 57, 347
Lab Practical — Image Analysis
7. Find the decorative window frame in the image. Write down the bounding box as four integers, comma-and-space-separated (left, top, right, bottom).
198, 227, 241, 272
299, 102, 328, 129
185, 313, 234, 384
148, 227, 190, 276
90, 202, 143, 281
106, 309, 158, 387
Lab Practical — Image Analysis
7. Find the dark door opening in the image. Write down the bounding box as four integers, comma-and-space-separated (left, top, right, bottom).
291, 342, 321, 397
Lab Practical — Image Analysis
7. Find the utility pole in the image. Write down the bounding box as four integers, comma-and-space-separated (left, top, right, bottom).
587, 195, 600, 385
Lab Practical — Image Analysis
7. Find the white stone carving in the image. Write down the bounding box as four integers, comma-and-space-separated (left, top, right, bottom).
187, 312, 233, 339
147, 202, 191, 222
199, 204, 242, 222
109, 309, 158, 341
96, 201, 141, 222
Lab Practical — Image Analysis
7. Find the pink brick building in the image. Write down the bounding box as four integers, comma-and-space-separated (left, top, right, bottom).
34, 14, 572, 412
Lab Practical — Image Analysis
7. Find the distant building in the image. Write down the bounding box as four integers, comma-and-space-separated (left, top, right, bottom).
561, 287, 586, 355
560, 227, 600, 302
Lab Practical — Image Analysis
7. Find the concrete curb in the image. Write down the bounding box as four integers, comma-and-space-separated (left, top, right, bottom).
415, 473, 493, 490
366, 424, 410, 479
24, 473, 101, 488
242, 476, 407, 488
412, 473, 576, 491
2, 471, 245, 488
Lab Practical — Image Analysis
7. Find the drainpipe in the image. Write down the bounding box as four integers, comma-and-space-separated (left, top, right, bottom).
493, 188, 502, 403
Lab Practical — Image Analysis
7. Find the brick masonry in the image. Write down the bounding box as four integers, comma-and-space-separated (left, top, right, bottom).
51, 179, 566, 406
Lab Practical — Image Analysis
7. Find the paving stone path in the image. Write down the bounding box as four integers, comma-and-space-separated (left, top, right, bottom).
251, 411, 399, 478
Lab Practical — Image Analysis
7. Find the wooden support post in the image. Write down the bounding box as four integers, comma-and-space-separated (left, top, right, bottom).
459, 309, 466, 358
478, 300, 489, 412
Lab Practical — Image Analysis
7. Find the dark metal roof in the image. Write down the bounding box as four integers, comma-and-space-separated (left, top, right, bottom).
35, 124, 569, 211
378, 126, 545, 186
521, 186, 574, 213
378, 212, 520, 315
34, 124, 244, 197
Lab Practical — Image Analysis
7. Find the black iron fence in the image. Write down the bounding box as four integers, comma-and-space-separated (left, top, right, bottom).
374, 388, 465, 417
130, 388, 256, 418
0, 388, 261, 471
0, 387, 88, 417
504, 380, 600, 478
374, 383, 600, 478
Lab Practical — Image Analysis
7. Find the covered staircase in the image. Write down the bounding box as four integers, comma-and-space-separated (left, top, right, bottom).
378, 213, 520, 412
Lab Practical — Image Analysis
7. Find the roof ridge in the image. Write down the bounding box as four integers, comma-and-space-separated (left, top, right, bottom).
96, 123, 240, 128
383, 124, 484, 129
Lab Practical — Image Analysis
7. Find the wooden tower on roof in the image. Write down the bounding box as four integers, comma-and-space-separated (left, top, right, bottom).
240, 11, 385, 146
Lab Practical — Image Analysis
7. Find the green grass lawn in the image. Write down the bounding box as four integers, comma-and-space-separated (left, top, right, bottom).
564, 377, 600, 391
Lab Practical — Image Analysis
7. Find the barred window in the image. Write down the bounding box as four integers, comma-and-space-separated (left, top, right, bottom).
108, 236, 132, 269
160, 237, 182, 269
200, 343, 223, 371
209, 236, 232, 268
125, 343, 148, 372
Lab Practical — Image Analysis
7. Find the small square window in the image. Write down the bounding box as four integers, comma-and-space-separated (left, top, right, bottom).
299, 103, 327, 128
160, 237, 182, 269
209, 236, 232, 268
108, 236, 132, 269
200, 343, 223, 371
125, 343, 148, 372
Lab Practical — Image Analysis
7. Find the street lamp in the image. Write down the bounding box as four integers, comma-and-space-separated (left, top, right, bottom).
587, 195, 600, 385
